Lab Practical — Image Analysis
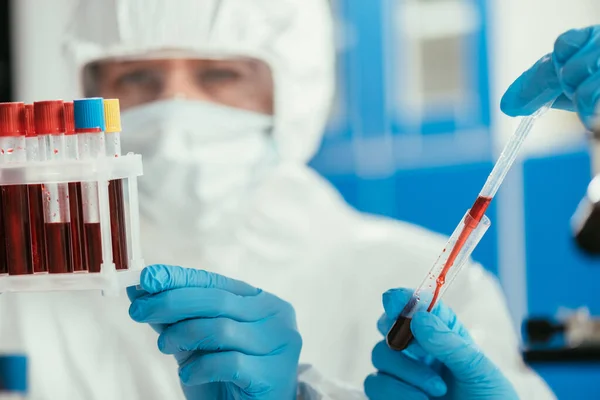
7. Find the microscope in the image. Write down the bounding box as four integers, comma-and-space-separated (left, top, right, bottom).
572, 127, 600, 254
524, 308, 600, 362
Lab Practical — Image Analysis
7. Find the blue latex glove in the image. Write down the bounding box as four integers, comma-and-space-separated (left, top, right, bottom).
364, 288, 518, 400
127, 264, 302, 400
501, 26, 600, 129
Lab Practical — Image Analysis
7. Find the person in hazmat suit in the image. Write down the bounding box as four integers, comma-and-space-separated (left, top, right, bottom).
0, 0, 556, 398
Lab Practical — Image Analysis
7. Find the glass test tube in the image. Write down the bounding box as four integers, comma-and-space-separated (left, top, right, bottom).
0, 108, 8, 275
34, 100, 74, 274
0, 103, 33, 276
104, 99, 128, 270
386, 211, 491, 351
64, 102, 86, 273
24, 104, 47, 274
74, 98, 107, 273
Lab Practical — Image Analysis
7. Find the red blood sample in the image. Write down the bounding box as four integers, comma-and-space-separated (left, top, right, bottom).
386, 316, 413, 351
109, 179, 128, 270
427, 195, 491, 311
68, 182, 86, 272
64, 102, 86, 272
387, 195, 493, 351
27, 185, 47, 273
45, 222, 73, 274
2, 185, 33, 275
84, 222, 102, 273
468, 195, 492, 222
35, 101, 76, 274
25, 105, 47, 273
0, 103, 32, 275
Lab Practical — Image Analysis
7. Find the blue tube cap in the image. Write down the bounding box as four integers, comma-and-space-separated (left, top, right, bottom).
0, 355, 27, 393
74, 97, 106, 131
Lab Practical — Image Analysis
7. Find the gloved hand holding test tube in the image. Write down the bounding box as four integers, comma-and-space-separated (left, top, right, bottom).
387, 100, 556, 351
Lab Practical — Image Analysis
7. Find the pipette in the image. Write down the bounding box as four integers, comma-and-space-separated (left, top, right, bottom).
386, 101, 555, 351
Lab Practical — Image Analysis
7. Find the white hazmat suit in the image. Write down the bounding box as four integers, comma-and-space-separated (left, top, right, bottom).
0, 0, 554, 399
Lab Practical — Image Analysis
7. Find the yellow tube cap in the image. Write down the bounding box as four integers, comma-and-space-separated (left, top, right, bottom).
103, 99, 121, 133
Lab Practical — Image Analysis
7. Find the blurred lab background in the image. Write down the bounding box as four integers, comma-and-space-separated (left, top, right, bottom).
2, 0, 600, 397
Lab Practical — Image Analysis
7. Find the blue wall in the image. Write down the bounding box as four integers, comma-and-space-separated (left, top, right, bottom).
524, 149, 600, 316
311, 0, 496, 271
323, 162, 498, 274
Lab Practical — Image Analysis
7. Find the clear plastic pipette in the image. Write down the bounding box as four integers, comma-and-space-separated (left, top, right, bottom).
480, 102, 554, 199
387, 100, 555, 351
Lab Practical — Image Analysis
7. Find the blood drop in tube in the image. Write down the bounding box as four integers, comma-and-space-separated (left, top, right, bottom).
64, 102, 86, 273
0, 103, 33, 275
34, 100, 74, 274
74, 98, 106, 273
104, 99, 128, 270
24, 104, 47, 273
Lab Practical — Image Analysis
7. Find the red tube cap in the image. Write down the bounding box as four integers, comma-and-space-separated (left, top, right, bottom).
25, 104, 35, 137
64, 101, 75, 135
34, 100, 65, 135
0, 102, 26, 137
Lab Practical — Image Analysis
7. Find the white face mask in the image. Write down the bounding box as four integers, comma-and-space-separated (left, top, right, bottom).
121, 99, 277, 233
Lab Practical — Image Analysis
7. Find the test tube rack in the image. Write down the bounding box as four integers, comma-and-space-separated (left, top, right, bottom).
0, 153, 143, 295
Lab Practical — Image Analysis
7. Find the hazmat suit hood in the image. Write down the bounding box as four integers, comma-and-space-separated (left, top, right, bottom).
63, 0, 336, 163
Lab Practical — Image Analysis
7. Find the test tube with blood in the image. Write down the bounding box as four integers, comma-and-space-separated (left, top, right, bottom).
74, 98, 107, 273
34, 100, 74, 274
63, 102, 86, 272
24, 104, 47, 273
103, 99, 128, 270
0, 103, 32, 275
